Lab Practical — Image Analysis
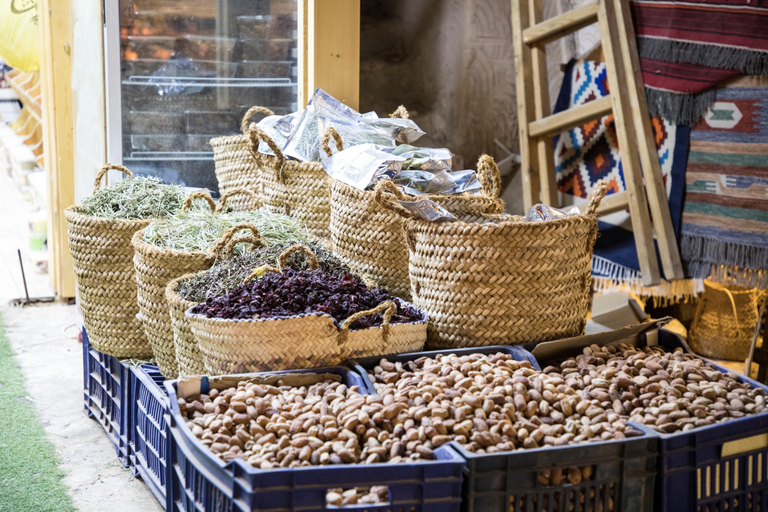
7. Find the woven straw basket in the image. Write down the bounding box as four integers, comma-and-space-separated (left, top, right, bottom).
249, 124, 342, 240
132, 189, 262, 378
331, 152, 505, 301
166, 227, 263, 377
64, 164, 152, 358
186, 245, 427, 375
211, 107, 272, 211
376, 180, 608, 349
689, 279, 761, 360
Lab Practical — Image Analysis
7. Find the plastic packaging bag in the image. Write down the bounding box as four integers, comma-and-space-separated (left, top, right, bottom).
524, 203, 580, 222
399, 198, 458, 222
321, 144, 405, 190
0, 0, 39, 72
391, 145, 453, 171
255, 111, 302, 156
394, 169, 481, 196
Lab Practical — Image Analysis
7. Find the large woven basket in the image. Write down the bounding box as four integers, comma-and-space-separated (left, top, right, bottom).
211, 107, 272, 211
187, 245, 427, 374
377, 180, 608, 349
331, 153, 505, 301
249, 125, 342, 240
64, 164, 152, 358
166, 228, 263, 377
689, 279, 761, 360
133, 190, 263, 378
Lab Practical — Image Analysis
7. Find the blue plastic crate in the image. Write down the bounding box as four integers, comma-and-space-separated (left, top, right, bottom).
82, 327, 132, 467
165, 366, 465, 512
348, 345, 541, 394
352, 344, 656, 512
132, 364, 169, 507
650, 331, 768, 512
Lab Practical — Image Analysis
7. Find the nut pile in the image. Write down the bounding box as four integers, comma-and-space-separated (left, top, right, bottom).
544, 343, 767, 434
326, 486, 389, 507
178, 378, 438, 469
368, 353, 642, 455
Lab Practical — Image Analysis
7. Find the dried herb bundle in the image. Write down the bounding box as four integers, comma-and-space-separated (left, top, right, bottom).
79, 176, 187, 220
177, 241, 354, 303
142, 210, 304, 253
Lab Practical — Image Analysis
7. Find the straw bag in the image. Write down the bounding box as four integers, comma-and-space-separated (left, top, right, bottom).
249, 124, 342, 240
689, 279, 761, 360
331, 152, 505, 300
187, 245, 427, 375
65, 164, 152, 358
211, 107, 272, 211
376, 180, 608, 349
133, 190, 262, 378
166, 227, 263, 377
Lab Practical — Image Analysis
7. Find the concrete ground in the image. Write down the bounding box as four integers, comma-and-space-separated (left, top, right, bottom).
2, 303, 162, 511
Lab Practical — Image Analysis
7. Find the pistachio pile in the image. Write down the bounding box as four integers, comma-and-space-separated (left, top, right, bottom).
544, 343, 767, 434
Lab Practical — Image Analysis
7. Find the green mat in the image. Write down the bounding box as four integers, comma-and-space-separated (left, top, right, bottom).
0, 315, 76, 512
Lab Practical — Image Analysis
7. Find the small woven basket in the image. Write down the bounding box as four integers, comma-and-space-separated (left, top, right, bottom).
249, 125, 342, 240
331, 152, 505, 300
166, 227, 263, 377
211, 107, 272, 211
186, 245, 427, 374
689, 279, 761, 360
64, 164, 152, 358
376, 180, 608, 349
132, 189, 262, 377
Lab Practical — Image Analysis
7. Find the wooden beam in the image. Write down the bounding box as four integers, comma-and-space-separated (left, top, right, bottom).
612, 0, 684, 280
529, 96, 613, 138
511, 0, 540, 210
597, 0, 660, 286
39, 0, 76, 299
523, 2, 598, 47
305, 0, 360, 110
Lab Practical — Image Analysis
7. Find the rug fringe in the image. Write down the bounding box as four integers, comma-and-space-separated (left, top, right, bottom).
644, 88, 718, 126
681, 235, 768, 277
638, 38, 768, 76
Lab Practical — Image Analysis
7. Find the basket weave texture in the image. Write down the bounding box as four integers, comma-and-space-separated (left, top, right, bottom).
250, 125, 342, 240
186, 245, 427, 375
331, 153, 505, 301
133, 193, 263, 378
211, 107, 272, 211
64, 164, 152, 358
165, 227, 263, 377
376, 180, 608, 349
689, 279, 761, 360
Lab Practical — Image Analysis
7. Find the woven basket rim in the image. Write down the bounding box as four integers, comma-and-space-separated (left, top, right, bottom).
210, 133, 247, 146
131, 228, 219, 260
166, 273, 205, 306
64, 204, 155, 229
403, 210, 597, 234
185, 303, 428, 331
260, 153, 324, 173
331, 176, 504, 205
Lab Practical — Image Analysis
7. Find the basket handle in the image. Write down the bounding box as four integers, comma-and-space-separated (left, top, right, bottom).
216, 187, 262, 213
241, 106, 275, 135
212, 223, 263, 259
477, 154, 502, 199
391, 105, 410, 119
276, 244, 320, 272
248, 124, 286, 185
337, 300, 396, 347
94, 164, 133, 193
585, 180, 609, 217
181, 191, 216, 213
373, 181, 417, 220
321, 126, 344, 157
221, 235, 261, 261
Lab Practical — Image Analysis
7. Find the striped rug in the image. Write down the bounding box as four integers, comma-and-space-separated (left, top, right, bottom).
681, 75, 768, 286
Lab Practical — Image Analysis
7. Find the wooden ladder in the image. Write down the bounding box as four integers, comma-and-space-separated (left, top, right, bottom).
511, 0, 684, 286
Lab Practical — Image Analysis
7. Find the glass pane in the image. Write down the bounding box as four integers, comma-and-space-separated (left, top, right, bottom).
119, 0, 298, 193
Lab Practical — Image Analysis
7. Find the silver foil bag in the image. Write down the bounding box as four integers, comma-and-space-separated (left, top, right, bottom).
321, 144, 405, 190
524, 203, 581, 222
398, 199, 458, 222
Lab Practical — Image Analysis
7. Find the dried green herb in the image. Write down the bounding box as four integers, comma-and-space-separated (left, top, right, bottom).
177, 241, 355, 303
79, 177, 187, 220
142, 210, 304, 252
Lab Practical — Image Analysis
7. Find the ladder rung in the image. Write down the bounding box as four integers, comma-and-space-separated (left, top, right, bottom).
528, 96, 613, 138
577, 190, 630, 216
523, 3, 599, 47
